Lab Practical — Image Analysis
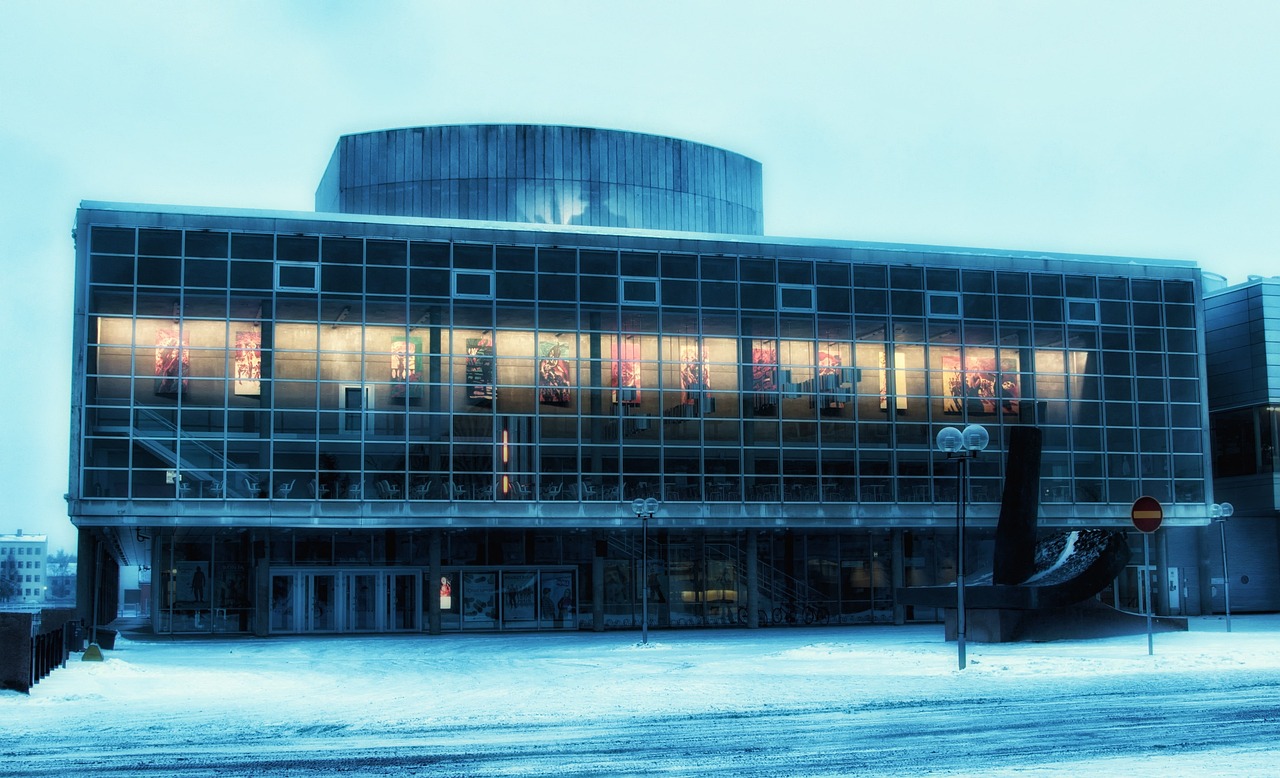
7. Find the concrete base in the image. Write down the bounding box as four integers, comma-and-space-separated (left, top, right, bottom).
944, 599, 1189, 643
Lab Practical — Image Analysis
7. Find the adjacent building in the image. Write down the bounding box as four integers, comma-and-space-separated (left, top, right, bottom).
1203, 277, 1280, 611
1, 531, 48, 605
69, 124, 1216, 636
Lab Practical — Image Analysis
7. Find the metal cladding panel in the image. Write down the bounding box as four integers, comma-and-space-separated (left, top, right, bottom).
1206, 281, 1280, 409
1215, 517, 1280, 611
319, 125, 764, 234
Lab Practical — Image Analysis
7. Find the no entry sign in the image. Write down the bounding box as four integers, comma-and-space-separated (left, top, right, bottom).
1131, 496, 1163, 533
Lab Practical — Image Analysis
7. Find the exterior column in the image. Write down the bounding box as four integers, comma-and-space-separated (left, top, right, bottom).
428, 530, 442, 635
746, 531, 759, 629
252, 531, 269, 636
1156, 527, 1175, 616
151, 534, 164, 635
592, 534, 605, 632
75, 528, 96, 631
891, 530, 906, 625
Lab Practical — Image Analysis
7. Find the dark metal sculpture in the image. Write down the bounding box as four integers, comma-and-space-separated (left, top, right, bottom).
898, 425, 1147, 641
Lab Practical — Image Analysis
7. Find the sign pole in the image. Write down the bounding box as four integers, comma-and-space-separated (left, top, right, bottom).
1130, 496, 1163, 658
1144, 532, 1153, 656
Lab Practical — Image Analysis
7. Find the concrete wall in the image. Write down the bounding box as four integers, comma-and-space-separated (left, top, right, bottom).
0, 611, 33, 692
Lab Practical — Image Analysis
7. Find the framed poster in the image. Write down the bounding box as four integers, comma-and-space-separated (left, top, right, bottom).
680, 343, 710, 405
503, 571, 537, 623
176, 561, 209, 606
541, 571, 575, 628
154, 328, 189, 397
538, 338, 572, 405
461, 572, 497, 627
611, 338, 641, 405
438, 574, 454, 611
466, 335, 495, 405
233, 330, 261, 397
391, 336, 423, 401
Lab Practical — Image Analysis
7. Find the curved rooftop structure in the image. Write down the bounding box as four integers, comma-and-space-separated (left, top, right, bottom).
315, 124, 764, 235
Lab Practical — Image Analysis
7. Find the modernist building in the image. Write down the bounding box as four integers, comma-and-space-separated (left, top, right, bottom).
1203, 277, 1280, 611
1, 531, 48, 605
70, 124, 1216, 636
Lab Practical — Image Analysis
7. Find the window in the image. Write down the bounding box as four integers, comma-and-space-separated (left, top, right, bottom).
341, 385, 373, 434
1066, 299, 1099, 323
620, 277, 659, 305
927, 293, 961, 317
275, 262, 319, 292
454, 270, 494, 299
778, 285, 814, 312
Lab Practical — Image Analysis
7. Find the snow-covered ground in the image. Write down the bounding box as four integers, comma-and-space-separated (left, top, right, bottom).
5, 616, 1280, 776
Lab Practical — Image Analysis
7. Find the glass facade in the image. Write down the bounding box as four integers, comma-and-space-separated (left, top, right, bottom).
77, 220, 1208, 513
71, 204, 1213, 634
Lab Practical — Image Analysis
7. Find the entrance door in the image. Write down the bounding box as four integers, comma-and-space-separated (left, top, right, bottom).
306, 573, 337, 631
387, 573, 418, 631
1118, 565, 1157, 614
1167, 567, 1181, 615
347, 573, 378, 631
270, 574, 296, 632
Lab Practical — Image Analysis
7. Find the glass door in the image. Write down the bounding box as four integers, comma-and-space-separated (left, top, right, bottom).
869, 533, 893, 623
341, 385, 372, 434
270, 574, 296, 632
306, 573, 337, 632
387, 572, 419, 631
347, 573, 378, 631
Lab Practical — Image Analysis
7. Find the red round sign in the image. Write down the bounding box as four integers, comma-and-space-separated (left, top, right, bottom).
1131, 496, 1163, 533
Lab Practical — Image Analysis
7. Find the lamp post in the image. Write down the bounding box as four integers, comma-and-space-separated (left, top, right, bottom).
631, 496, 659, 644
936, 423, 989, 670
1210, 502, 1235, 632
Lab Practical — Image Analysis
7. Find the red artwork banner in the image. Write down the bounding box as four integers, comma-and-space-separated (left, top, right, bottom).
233, 330, 261, 397
680, 344, 710, 404
752, 344, 778, 393
942, 355, 1020, 416
391, 336, 423, 401
154, 328, 189, 397
538, 339, 572, 405
611, 339, 640, 405
466, 335, 495, 405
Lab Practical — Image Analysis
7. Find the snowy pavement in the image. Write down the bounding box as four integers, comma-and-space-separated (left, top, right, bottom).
4, 616, 1280, 776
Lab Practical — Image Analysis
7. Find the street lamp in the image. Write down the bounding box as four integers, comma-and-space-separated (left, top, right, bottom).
631, 496, 660, 645
1210, 502, 1235, 632
936, 423, 990, 670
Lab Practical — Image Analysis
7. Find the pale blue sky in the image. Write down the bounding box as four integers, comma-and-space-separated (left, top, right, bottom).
3, 1, 1277, 552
